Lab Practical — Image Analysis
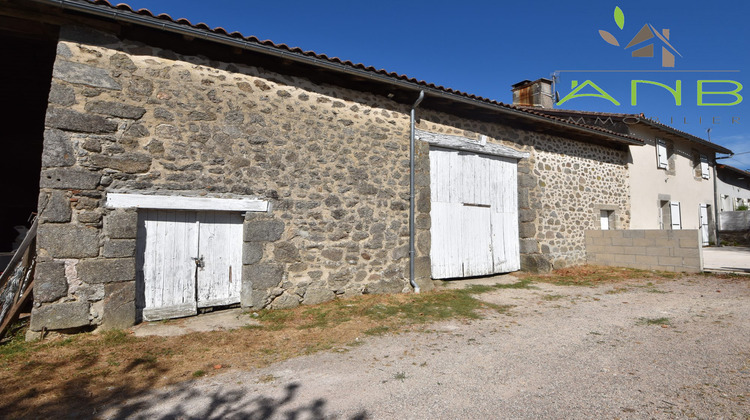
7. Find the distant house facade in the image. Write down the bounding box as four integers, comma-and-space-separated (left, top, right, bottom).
1, 0, 642, 335
717, 164, 750, 212
624, 121, 727, 245
514, 79, 732, 246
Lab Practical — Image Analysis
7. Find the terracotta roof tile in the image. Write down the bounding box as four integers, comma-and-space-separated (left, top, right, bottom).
523, 107, 732, 154
55, 0, 645, 144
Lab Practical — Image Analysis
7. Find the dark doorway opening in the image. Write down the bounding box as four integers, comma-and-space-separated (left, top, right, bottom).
0, 22, 58, 257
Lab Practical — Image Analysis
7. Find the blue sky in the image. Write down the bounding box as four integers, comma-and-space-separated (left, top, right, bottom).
123, 0, 749, 168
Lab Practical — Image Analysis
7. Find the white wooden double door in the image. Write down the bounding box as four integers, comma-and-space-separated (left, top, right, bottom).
430, 147, 520, 279
136, 210, 243, 321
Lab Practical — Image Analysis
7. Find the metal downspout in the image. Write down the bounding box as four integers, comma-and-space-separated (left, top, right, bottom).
410, 91, 425, 293
713, 162, 721, 247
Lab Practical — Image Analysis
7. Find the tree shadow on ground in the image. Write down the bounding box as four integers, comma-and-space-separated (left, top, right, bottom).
104, 381, 369, 420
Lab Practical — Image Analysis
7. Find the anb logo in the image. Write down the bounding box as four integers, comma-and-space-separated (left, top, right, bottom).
556, 6, 743, 108
598, 6, 681, 68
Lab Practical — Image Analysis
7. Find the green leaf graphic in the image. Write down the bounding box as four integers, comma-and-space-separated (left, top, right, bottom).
599, 30, 619, 46
614, 6, 624, 30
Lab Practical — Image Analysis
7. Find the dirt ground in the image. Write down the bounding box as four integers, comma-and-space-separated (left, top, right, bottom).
97, 274, 750, 419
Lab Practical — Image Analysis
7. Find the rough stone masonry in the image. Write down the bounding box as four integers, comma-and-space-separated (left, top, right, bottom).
30, 23, 630, 335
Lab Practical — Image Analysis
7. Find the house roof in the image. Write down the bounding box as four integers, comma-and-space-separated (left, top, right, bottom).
718, 164, 750, 178
21, 0, 647, 148
523, 108, 733, 155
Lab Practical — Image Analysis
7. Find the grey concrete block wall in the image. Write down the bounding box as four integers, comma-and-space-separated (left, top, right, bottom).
585, 230, 703, 272
719, 211, 750, 231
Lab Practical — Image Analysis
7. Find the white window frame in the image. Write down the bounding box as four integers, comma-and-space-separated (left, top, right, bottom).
700, 155, 710, 179
656, 139, 668, 169
670, 201, 682, 230
600, 210, 611, 230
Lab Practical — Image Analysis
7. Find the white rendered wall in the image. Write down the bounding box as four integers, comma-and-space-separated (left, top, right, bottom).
627, 125, 715, 230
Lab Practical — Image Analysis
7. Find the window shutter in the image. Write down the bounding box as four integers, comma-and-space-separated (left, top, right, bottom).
656, 140, 668, 169
670, 201, 682, 229
700, 155, 709, 179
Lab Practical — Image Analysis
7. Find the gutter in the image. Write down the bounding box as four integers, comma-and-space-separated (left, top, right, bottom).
639, 120, 733, 155
30, 0, 642, 146
409, 91, 425, 293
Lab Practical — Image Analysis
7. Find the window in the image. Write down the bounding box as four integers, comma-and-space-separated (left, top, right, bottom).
656, 139, 668, 169
669, 201, 682, 229
700, 155, 710, 179
600, 210, 612, 230
659, 200, 670, 229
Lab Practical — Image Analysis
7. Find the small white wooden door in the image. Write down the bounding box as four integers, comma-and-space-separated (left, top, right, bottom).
699, 204, 709, 246
136, 210, 243, 321
430, 147, 520, 279
196, 211, 244, 308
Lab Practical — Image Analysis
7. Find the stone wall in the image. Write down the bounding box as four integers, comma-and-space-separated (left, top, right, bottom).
585, 229, 703, 272
416, 113, 631, 271
31, 25, 434, 333
30, 23, 631, 333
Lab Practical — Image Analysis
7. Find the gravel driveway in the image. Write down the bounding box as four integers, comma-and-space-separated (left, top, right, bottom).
100, 275, 750, 419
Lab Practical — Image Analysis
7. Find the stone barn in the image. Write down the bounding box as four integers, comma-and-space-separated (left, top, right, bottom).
0, 0, 642, 336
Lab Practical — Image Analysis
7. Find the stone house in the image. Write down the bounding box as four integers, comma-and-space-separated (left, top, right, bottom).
1, 0, 641, 335
515, 79, 732, 246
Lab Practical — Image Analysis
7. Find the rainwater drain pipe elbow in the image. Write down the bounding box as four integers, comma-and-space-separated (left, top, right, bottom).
409, 90, 425, 293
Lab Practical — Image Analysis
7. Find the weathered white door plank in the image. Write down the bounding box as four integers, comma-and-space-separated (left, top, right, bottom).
196, 211, 243, 308
138, 209, 199, 321
429, 147, 521, 279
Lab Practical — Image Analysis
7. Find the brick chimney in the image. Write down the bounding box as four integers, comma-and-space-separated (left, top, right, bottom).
511, 78, 553, 108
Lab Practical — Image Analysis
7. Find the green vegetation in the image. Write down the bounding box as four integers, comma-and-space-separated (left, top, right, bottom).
363, 326, 391, 336
637, 317, 671, 326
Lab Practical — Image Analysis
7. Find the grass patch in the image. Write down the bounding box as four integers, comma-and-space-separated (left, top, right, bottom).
255, 310, 293, 330
363, 326, 391, 336
192, 370, 206, 378
519, 265, 681, 286
394, 371, 406, 381
605, 287, 629, 294
459, 279, 536, 293
637, 317, 671, 326
102, 329, 134, 346
0, 324, 32, 359
541, 294, 565, 301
